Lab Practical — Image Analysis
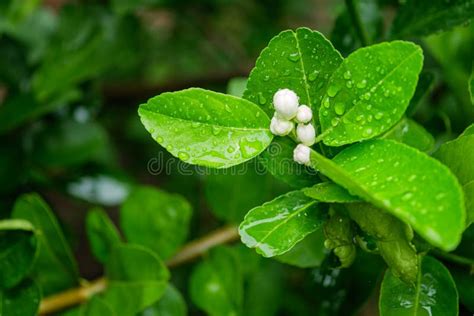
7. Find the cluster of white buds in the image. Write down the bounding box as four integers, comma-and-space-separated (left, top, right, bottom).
269, 88, 316, 165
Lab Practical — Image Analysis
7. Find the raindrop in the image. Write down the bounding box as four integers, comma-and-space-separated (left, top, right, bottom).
212, 126, 222, 136
401, 192, 414, 201
363, 93, 371, 100
156, 136, 164, 143
322, 97, 331, 108
331, 118, 340, 127
288, 52, 300, 62
227, 146, 235, 153
363, 128, 373, 136
327, 85, 340, 97
343, 70, 351, 79
308, 70, 320, 82
356, 80, 367, 89
178, 152, 190, 161
258, 93, 267, 105
346, 81, 353, 88
334, 103, 346, 115
263, 75, 270, 82
322, 110, 329, 117
374, 112, 384, 120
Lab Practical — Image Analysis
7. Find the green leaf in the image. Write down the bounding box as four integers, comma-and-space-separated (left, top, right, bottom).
0, 220, 37, 289
464, 181, 474, 225
347, 203, 418, 283
82, 296, 116, 316
258, 137, 320, 189
239, 191, 325, 257
31, 120, 110, 168
379, 256, 458, 316
12, 193, 79, 295
382, 117, 435, 152
102, 244, 170, 316
450, 265, 474, 312
0, 279, 41, 316
139, 88, 272, 168
139, 285, 187, 316
391, 0, 474, 38
204, 162, 281, 223
243, 27, 343, 117
302, 182, 360, 203
434, 131, 474, 185
120, 186, 192, 259
275, 229, 326, 268
309, 139, 465, 251
189, 247, 243, 316
318, 41, 423, 146
227, 77, 248, 98
86, 208, 121, 264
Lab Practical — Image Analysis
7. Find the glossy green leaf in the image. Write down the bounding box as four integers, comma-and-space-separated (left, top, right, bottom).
379, 256, 458, 316
243, 27, 343, 117
318, 41, 423, 146
139, 88, 272, 168
258, 137, 320, 189
102, 244, 170, 316
82, 296, 116, 316
189, 247, 243, 316
139, 285, 187, 316
434, 132, 474, 185
275, 229, 326, 268
0, 279, 40, 316
120, 186, 192, 259
382, 117, 435, 152
12, 193, 79, 295
204, 162, 281, 223
239, 191, 325, 257
464, 181, 474, 225
86, 208, 121, 264
391, 0, 474, 38
302, 182, 360, 203
0, 220, 37, 289
347, 203, 418, 283
470, 67, 474, 104
309, 139, 465, 251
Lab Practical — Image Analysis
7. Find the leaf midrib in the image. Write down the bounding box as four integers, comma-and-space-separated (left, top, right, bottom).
253, 199, 317, 250
292, 30, 313, 109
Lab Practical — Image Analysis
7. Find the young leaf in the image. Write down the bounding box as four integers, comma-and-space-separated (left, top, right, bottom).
323, 209, 356, 268
434, 132, 474, 185
82, 296, 117, 316
138, 88, 272, 168
139, 285, 187, 316
379, 256, 458, 316
243, 27, 343, 117
275, 229, 326, 268
0, 219, 37, 289
258, 138, 320, 189
227, 77, 248, 98
391, 0, 474, 38
120, 186, 192, 260
189, 247, 243, 316
12, 193, 79, 295
318, 41, 423, 146
382, 117, 435, 152
347, 203, 418, 284
86, 208, 121, 264
309, 139, 465, 251
102, 244, 170, 316
239, 191, 325, 257
0, 279, 41, 316
302, 182, 360, 203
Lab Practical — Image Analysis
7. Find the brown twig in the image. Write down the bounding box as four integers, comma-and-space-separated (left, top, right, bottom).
39, 225, 239, 315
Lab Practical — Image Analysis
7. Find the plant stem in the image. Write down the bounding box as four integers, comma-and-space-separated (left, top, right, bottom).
39, 225, 239, 315
431, 248, 474, 267
345, 0, 370, 47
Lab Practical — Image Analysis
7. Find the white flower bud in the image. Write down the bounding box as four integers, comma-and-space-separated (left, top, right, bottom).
295, 105, 313, 123
270, 115, 294, 136
273, 88, 299, 119
293, 144, 311, 165
296, 123, 316, 146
